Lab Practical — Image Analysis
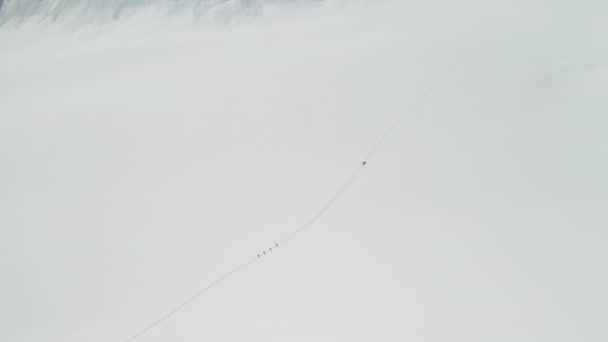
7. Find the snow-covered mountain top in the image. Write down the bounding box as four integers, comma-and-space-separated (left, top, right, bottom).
0, 0, 306, 27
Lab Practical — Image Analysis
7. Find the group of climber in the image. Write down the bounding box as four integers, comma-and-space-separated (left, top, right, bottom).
258, 243, 279, 258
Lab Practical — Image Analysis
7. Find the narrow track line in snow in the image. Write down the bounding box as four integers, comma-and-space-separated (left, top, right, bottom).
364, 18, 485, 163
277, 18, 486, 247
278, 165, 365, 246
123, 16, 484, 342
125, 258, 257, 342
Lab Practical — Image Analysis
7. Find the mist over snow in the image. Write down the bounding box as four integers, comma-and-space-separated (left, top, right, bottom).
1, 0, 607, 341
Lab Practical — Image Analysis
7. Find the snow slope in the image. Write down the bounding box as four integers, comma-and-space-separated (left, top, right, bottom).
0, 0, 266, 27
1, 0, 607, 341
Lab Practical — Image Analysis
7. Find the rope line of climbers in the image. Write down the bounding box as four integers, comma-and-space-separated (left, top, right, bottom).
123, 18, 483, 342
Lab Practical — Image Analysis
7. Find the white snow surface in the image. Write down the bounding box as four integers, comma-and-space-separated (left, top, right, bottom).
1, 0, 607, 341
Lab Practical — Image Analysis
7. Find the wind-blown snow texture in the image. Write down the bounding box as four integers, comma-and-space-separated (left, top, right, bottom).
0, 0, 267, 26
1, 0, 607, 341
